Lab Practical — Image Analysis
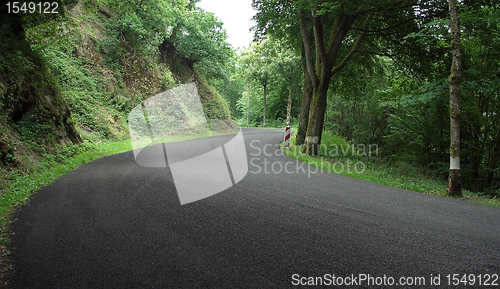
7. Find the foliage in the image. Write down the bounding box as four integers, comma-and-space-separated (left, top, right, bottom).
0, 0, 236, 203
234, 37, 302, 127
251, 0, 500, 194
212, 67, 246, 119
175, 8, 234, 80
284, 128, 500, 207
196, 74, 231, 120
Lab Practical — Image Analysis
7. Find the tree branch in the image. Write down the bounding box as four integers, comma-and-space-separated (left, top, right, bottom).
298, 8, 319, 86
326, 15, 350, 70
312, 8, 328, 67
331, 30, 366, 75
326, 16, 343, 56
331, 15, 371, 75
356, 50, 398, 57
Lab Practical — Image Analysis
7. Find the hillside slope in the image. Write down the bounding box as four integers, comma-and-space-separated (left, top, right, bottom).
0, 0, 231, 189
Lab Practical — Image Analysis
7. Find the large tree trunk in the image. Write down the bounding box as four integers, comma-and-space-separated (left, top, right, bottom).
298, 8, 321, 155
305, 73, 332, 155
295, 36, 313, 145
447, 0, 462, 197
312, 78, 330, 148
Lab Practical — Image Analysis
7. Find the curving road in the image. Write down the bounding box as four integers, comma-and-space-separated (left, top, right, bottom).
11, 129, 500, 288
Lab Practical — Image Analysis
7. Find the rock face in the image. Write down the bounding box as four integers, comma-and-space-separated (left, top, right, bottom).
0, 11, 82, 167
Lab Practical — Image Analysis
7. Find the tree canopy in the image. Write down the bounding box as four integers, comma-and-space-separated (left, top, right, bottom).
2, 0, 500, 197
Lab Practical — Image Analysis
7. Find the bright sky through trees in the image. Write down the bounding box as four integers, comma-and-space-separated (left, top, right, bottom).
197, 0, 255, 49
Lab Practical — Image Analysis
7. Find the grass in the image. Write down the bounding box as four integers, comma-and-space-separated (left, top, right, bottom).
0, 122, 243, 286
283, 128, 500, 208
0, 126, 240, 227
0, 139, 132, 226
0, 138, 133, 286
0, 127, 241, 226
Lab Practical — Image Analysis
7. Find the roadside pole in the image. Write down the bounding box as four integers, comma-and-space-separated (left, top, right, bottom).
284, 123, 291, 149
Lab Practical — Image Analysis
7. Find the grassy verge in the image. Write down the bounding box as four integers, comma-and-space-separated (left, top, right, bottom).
0, 127, 242, 226
0, 124, 242, 224
0, 138, 133, 285
284, 128, 500, 208
0, 124, 245, 286
0, 140, 134, 226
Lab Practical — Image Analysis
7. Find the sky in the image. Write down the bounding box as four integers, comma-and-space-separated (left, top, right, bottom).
196, 0, 256, 50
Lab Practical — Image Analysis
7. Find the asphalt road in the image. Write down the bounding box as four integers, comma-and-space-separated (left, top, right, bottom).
10, 129, 500, 288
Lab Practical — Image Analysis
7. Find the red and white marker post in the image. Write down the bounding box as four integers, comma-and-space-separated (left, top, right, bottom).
284, 123, 291, 149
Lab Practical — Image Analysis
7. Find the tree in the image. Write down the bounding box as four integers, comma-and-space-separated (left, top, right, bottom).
447, 0, 462, 197
252, 0, 311, 142
239, 40, 274, 127
295, 44, 313, 145
267, 39, 301, 124
235, 37, 303, 128
247, 83, 251, 127
103, 0, 184, 57
252, 0, 500, 194
255, 0, 449, 155
455, 0, 500, 193
236, 44, 262, 127
174, 8, 234, 80
297, 0, 437, 155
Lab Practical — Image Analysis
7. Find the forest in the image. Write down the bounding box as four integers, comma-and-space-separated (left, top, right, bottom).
236, 0, 500, 197
1, 0, 500, 285
0, 0, 499, 217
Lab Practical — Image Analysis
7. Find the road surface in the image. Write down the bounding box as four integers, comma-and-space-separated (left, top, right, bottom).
10, 129, 500, 288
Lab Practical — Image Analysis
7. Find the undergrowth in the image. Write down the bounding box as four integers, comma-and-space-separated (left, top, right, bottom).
284, 129, 500, 208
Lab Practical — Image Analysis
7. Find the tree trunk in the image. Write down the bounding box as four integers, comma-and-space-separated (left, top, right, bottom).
305, 76, 331, 156
246, 83, 251, 128
447, 0, 462, 197
313, 79, 330, 147
311, 73, 332, 155
295, 42, 313, 145
304, 89, 321, 155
